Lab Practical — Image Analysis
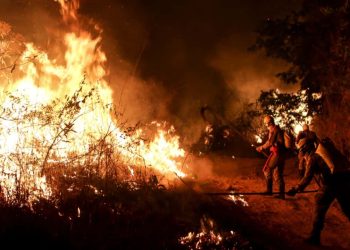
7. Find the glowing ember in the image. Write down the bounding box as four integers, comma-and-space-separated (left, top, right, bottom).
179, 216, 252, 249
227, 192, 249, 207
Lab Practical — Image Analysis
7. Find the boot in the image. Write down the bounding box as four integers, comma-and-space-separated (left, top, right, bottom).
275, 181, 285, 199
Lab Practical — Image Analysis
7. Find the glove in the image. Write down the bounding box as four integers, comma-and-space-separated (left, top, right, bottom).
286, 187, 298, 196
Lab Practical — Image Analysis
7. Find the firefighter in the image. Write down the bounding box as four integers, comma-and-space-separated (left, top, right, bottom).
287, 138, 350, 245
256, 115, 286, 199
295, 124, 318, 178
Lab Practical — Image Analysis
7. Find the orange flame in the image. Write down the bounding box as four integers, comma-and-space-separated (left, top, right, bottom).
0, 0, 187, 203
56, 0, 80, 23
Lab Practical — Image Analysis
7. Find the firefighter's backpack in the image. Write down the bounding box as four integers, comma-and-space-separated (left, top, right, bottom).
316, 137, 350, 174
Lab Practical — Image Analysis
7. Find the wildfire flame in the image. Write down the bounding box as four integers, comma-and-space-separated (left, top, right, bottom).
273, 89, 315, 135
255, 89, 321, 144
0, 0, 187, 203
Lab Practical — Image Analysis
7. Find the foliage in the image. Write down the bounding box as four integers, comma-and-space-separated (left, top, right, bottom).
251, 0, 350, 152
230, 88, 323, 149
257, 89, 322, 131
252, 0, 350, 91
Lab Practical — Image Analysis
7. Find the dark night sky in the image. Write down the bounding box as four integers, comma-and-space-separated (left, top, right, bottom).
0, 0, 302, 141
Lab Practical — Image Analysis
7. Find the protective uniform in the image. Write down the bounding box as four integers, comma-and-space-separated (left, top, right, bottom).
257, 116, 286, 199
295, 125, 318, 178
287, 139, 350, 245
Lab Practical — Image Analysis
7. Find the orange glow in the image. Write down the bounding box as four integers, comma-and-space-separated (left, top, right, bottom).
0, 0, 187, 203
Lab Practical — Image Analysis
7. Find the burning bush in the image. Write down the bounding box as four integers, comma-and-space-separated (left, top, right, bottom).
0, 1, 189, 204
0, 82, 189, 204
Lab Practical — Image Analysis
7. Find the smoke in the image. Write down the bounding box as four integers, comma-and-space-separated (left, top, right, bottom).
0, 0, 167, 120
187, 154, 264, 186
0, 0, 302, 146
210, 36, 299, 120
115, 0, 304, 144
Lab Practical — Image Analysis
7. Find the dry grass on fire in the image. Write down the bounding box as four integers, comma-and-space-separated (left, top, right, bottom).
1, 85, 349, 250
0, 86, 255, 250
0, 169, 256, 250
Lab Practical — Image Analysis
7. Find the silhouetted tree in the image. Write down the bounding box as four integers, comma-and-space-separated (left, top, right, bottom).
252, 0, 350, 152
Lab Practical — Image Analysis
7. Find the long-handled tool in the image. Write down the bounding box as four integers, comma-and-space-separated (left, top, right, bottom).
203, 190, 318, 196
251, 143, 269, 158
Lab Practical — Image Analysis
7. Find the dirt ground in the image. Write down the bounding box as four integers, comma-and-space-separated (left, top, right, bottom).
186, 154, 350, 250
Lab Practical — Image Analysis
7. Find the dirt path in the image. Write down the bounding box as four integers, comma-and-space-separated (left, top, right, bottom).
188, 155, 350, 250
